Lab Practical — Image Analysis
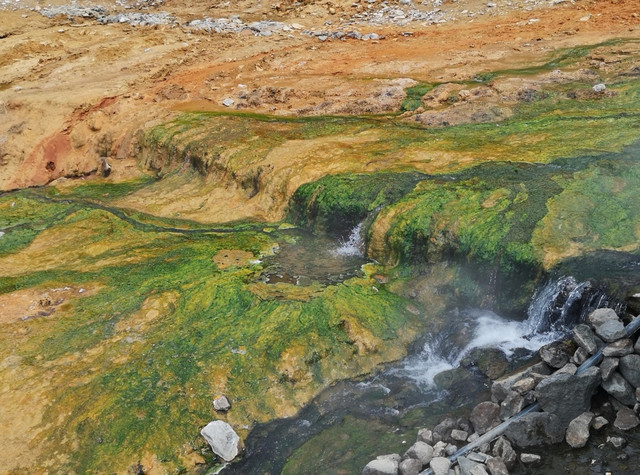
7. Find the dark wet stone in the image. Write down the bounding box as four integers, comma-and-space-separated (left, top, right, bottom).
457, 417, 474, 435
602, 339, 633, 357
614, 406, 640, 430
573, 324, 599, 354
602, 371, 636, 406
461, 347, 508, 380
534, 366, 601, 426
539, 341, 572, 368
492, 436, 516, 469
601, 357, 619, 381
433, 417, 457, 443
565, 412, 593, 448
505, 412, 565, 448
470, 401, 501, 435
619, 354, 640, 387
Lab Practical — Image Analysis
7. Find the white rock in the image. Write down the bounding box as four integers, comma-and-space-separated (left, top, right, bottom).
592, 83, 606, 93
200, 421, 241, 462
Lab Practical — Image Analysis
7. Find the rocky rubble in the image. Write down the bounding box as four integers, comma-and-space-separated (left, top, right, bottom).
363, 307, 640, 475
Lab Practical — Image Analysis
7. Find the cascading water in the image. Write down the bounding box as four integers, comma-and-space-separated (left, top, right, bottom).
390, 276, 611, 389
225, 275, 621, 474
332, 222, 365, 257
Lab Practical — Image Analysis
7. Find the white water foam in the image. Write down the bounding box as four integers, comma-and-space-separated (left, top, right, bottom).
391, 276, 605, 390
332, 222, 365, 257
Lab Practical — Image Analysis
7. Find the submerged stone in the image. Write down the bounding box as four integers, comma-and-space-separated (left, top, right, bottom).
614, 406, 640, 430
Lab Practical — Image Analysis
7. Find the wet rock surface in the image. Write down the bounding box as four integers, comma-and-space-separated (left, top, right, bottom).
365, 309, 640, 474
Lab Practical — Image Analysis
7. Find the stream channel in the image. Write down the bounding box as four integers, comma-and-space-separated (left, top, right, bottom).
223, 220, 640, 474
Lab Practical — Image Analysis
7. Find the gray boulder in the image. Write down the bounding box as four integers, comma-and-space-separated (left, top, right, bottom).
492, 436, 516, 469
363, 454, 400, 475
457, 456, 480, 475
614, 406, 640, 430
565, 412, 593, 448
572, 347, 589, 365
200, 421, 241, 462
534, 366, 601, 426
486, 457, 508, 475
470, 401, 501, 435
404, 441, 433, 465
601, 357, 619, 380
602, 339, 633, 357
555, 363, 577, 375
505, 412, 564, 447
619, 354, 640, 387
470, 465, 489, 475
573, 324, 599, 354
399, 458, 422, 475
429, 456, 451, 475
433, 417, 456, 443
451, 429, 469, 442
588, 308, 620, 327
602, 371, 636, 405
595, 320, 626, 343
539, 341, 571, 368
417, 428, 434, 445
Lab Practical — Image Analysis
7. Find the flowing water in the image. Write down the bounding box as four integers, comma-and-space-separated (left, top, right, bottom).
224, 274, 618, 474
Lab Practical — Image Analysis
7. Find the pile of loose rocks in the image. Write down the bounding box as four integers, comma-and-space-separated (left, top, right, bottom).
363, 307, 640, 475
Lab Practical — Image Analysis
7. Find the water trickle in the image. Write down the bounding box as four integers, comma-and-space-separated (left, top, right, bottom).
392, 276, 610, 389
332, 222, 365, 257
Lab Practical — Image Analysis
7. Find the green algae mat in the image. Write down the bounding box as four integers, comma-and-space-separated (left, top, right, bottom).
1, 39, 640, 473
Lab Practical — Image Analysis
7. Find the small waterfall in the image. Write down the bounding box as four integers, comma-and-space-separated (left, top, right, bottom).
391, 276, 611, 390
332, 222, 365, 257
